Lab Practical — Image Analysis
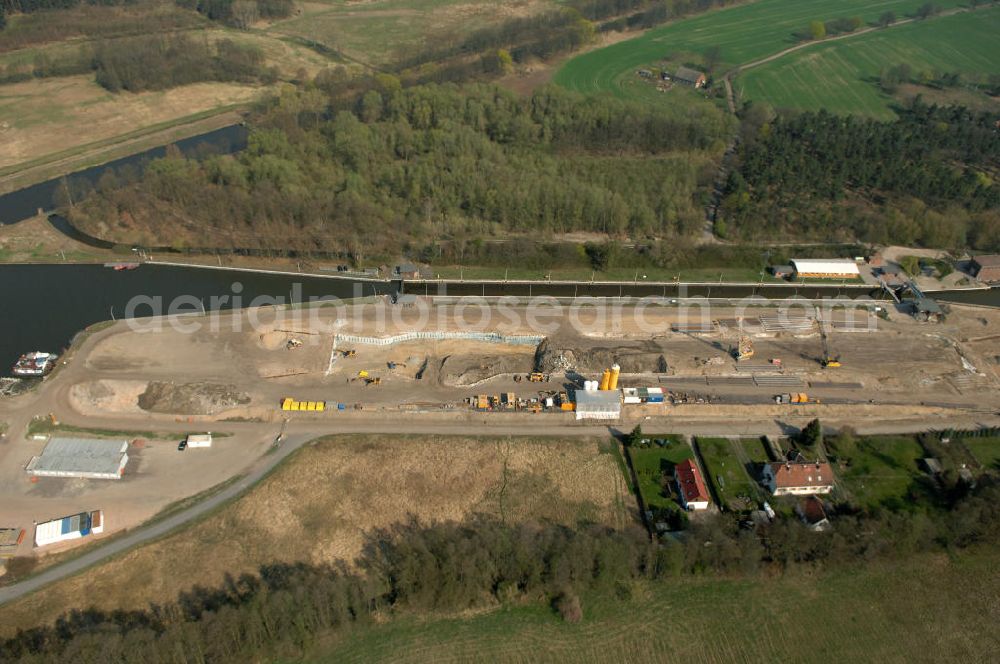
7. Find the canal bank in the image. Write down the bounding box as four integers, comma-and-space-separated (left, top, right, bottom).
0, 125, 248, 226
0, 263, 394, 377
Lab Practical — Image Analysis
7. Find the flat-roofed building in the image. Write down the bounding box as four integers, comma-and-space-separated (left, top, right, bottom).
790, 259, 861, 279
573, 390, 622, 420
34, 511, 104, 547
26, 437, 129, 480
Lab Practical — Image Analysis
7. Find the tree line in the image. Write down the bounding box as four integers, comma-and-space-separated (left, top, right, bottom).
92, 33, 272, 92
2, 468, 998, 663
65, 83, 733, 256
174, 0, 293, 28
720, 101, 1000, 249
0, 32, 274, 89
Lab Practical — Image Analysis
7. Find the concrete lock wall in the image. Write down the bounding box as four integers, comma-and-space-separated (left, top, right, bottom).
335, 331, 544, 347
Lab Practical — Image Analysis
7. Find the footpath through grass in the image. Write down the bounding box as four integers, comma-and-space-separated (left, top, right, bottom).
555, 0, 966, 100
738, 6, 1000, 119
308, 549, 1000, 663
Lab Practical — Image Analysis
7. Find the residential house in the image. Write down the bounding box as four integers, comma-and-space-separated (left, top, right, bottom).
762, 460, 835, 495
675, 458, 711, 510
796, 496, 830, 531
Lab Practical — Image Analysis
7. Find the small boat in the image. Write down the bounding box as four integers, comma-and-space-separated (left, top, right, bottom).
12, 352, 57, 377
110, 263, 139, 271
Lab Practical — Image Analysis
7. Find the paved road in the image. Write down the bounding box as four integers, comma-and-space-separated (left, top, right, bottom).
4, 409, 1000, 606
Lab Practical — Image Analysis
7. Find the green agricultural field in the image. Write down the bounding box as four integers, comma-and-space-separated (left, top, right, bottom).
738, 7, 1000, 119
309, 550, 1000, 663
696, 436, 760, 508
838, 435, 925, 508
555, 0, 965, 101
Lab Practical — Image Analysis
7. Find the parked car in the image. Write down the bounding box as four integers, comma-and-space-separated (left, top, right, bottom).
177, 440, 188, 451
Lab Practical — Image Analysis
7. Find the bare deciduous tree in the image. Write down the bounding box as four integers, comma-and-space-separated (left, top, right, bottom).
231, 0, 260, 30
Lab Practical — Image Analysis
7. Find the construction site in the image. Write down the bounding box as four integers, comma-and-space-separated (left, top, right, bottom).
1, 296, 999, 562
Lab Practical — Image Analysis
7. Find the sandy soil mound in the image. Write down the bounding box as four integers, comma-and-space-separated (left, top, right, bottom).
69, 380, 148, 415
534, 338, 667, 374
439, 353, 535, 386
137, 381, 251, 415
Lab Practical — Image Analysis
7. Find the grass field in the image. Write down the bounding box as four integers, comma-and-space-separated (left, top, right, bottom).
628, 436, 690, 512
0, 434, 629, 637
555, 0, 966, 102
964, 436, 1000, 471
738, 6, 1000, 119
696, 436, 761, 509
838, 435, 925, 508
308, 549, 1000, 662
266, 0, 556, 67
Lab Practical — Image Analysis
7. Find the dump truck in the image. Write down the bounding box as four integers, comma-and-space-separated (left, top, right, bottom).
528, 372, 548, 382
342, 349, 356, 358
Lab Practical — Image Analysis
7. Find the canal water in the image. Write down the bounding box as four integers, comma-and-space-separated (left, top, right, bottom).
932, 287, 1000, 308
0, 125, 248, 225
0, 264, 392, 377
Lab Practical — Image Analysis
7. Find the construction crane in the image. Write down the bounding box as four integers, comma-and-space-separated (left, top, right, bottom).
733, 317, 754, 361
815, 307, 841, 368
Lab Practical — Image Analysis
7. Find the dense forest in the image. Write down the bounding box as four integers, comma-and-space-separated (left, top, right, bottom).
2, 465, 997, 663
66, 83, 733, 255
720, 102, 1000, 250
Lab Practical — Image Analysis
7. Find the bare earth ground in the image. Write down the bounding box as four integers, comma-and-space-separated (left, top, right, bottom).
0, 434, 629, 637
0, 301, 998, 563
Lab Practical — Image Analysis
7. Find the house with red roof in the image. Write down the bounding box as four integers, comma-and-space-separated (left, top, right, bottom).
675, 458, 711, 510
762, 460, 834, 496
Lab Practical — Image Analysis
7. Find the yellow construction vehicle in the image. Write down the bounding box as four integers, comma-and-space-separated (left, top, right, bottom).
342, 349, 357, 358
365, 376, 381, 386
528, 372, 548, 382
733, 317, 754, 361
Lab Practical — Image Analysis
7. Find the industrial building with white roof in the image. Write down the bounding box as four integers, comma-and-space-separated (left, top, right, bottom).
25, 437, 129, 480
789, 259, 861, 279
